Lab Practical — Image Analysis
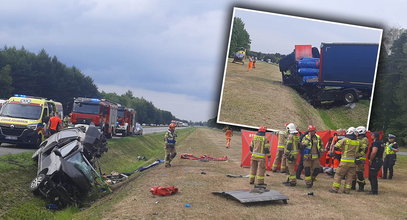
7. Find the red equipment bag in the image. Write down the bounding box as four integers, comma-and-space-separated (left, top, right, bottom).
150, 186, 178, 196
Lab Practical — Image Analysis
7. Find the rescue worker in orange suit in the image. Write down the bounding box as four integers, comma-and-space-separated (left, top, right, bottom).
352, 126, 369, 191
47, 112, 63, 135
282, 123, 300, 187
164, 123, 178, 168
249, 126, 270, 186
329, 129, 346, 176
301, 125, 323, 188
383, 134, 399, 179
272, 124, 288, 172
225, 126, 233, 148
247, 56, 254, 72
329, 127, 362, 194
367, 132, 384, 195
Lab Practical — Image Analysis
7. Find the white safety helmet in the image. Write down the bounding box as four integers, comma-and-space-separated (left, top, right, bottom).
346, 127, 356, 135
356, 126, 367, 135
286, 123, 298, 134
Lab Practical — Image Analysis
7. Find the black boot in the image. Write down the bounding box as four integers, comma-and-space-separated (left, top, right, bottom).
357, 182, 365, 192
351, 180, 356, 190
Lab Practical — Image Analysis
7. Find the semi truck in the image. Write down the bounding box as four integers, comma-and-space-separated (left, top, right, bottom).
0, 95, 63, 147
115, 106, 136, 136
70, 97, 118, 138
279, 43, 379, 106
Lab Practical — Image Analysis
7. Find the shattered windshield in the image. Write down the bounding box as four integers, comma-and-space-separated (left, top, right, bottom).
72, 102, 99, 115
67, 152, 94, 184
0, 103, 42, 120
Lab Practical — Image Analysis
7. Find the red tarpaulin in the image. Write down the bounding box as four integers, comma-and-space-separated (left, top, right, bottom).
241, 129, 383, 176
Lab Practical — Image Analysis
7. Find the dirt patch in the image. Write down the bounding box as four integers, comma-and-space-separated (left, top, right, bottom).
97, 128, 407, 220
218, 60, 327, 131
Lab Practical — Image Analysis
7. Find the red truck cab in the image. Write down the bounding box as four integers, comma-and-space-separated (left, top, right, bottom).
115, 106, 136, 136
71, 97, 118, 138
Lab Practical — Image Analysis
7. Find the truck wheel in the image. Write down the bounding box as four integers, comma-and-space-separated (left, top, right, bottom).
343, 90, 357, 104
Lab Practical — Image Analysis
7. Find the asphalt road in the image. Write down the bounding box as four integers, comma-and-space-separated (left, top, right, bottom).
0, 127, 187, 156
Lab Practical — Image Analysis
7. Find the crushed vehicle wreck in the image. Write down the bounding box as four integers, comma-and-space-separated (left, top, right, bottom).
30, 124, 108, 207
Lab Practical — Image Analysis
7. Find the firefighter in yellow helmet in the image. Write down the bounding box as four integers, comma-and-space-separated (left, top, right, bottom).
282, 123, 300, 187
249, 126, 270, 186
272, 123, 289, 173
164, 123, 178, 167
352, 126, 369, 191
329, 127, 362, 194
301, 125, 323, 188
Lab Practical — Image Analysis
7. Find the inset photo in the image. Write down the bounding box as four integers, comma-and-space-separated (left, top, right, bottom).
217, 7, 382, 131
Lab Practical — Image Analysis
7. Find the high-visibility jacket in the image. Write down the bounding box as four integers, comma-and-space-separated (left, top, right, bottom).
285, 134, 300, 155
278, 131, 287, 150
302, 134, 323, 159
357, 136, 369, 160
164, 129, 177, 145
250, 134, 270, 159
385, 142, 397, 155
335, 138, 361, 166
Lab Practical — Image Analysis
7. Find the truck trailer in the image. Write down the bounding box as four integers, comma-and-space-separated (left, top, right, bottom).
279, 43, 379, 106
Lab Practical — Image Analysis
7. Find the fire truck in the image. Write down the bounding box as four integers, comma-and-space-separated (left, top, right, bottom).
70, 97, 118, 138
115, 106, 136, 136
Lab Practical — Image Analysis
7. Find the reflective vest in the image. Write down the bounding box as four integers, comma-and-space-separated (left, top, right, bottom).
336, 138, 360, 163
285, 134, 299, 155
277, 131, 287, 149
164, 129, 177, 144
302, 134, 322, 159
251, 135, 269, 159
357, 136, 369, 160
385, 142, 397, 155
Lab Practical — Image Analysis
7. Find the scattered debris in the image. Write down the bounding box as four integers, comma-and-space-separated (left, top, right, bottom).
226, 174, 249, 178
213, 189, 289, 204
201, 171, 207, 175
180, 153, 228, 161
185, 203, 191, 207
137, 155, 147, 161
307, 192, 314, 196
160, 174, 168, 177
155, 201, 160, 204
345, 103, 356, 109
150, 186, 178, 196
45, 203, 60, 211
104, 160, 164, 185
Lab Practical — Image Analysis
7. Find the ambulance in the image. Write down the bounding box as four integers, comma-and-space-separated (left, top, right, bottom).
0, 95, 63, 147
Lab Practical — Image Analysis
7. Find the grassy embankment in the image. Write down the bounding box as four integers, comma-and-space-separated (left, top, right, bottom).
0, 128, 195, 220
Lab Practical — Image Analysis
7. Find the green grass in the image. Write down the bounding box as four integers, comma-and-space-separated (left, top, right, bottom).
0, 128, 195, 220
317, 100, 371, 130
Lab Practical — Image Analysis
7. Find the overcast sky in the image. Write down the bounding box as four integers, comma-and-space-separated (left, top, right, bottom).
0, 0, 405, 121
234, 8, 382, 55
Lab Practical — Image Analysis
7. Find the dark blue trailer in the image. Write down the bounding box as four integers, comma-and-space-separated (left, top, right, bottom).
279, 43, 379, 106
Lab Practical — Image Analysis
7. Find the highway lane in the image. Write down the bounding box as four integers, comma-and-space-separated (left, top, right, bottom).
0, 127, 187, 156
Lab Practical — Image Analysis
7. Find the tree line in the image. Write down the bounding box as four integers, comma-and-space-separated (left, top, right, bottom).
0, 47, 180, 124
100, 91, 178, 124
370, 28, 407, 145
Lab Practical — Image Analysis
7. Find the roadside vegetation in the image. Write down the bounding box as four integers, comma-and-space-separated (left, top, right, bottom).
0, 128, 195, 220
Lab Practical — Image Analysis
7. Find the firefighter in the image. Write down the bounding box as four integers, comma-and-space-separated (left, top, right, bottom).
282, 123, 300, 187
383, 134, 399, 179
329, 127, 361, 194
301, 125, 323, 188
272, 124, 288, 172
225, 126, 233, 148
296, 130, 308, 180
353, 126, 369, 191
164, 123, 178, 168
249, 126, 270, 186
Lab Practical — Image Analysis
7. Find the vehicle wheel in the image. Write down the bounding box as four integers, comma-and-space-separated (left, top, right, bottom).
343, 90, 357, 104
30, 174, 46, 195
